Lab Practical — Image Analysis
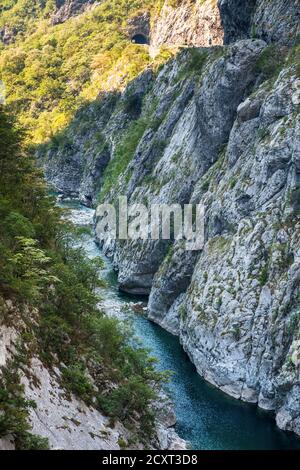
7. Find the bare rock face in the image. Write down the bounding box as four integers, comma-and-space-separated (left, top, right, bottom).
0, 325, 17, 367
127, 11, 151, 44
51, 0, 99, 25
253, 0, 300, 46
218, 0, 257, 44
153, 392, 187, 449
22, 358, 123, 450
148, 62, 300, 435
218, 0, 300, 46
150, 0, 223, 56
103, 39, 266, 295
0, 436, 15, 450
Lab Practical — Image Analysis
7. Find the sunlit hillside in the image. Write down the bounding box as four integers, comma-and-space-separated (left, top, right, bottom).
0, 0, 169, 143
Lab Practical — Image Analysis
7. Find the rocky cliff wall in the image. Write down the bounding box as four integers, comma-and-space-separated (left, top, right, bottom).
97, 38, 300, 436
0, 299, 185, 450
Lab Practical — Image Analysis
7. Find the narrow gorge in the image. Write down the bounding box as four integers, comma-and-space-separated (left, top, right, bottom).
1, 0, 300, 451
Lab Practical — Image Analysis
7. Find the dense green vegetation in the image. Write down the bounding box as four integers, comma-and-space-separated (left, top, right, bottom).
0, 0, 168, 144
99, 114, 149, 200
0, 108, 167, 447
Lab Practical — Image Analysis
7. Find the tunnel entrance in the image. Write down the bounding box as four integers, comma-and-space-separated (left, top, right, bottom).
131, 34, 149, 45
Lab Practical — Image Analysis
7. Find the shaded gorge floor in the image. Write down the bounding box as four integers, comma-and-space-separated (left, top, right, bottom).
59, 199, 300, 450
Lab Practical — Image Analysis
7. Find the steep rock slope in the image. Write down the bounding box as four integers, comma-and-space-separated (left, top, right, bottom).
0, 316, 126, 450
150, 0, 223, 56
148, 62, 300, 433
51, 0, 99, 25
98, 39, 267, 295
99, 38, 300, 438
0, 301, 185, 450
219, 0, 300, 46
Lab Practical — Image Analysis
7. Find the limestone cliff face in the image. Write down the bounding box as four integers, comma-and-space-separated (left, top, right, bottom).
0, 301, 123, 450
0, 297, 186, 450
150, 0, 223, 56
40, 0, 300, 437
51, 0, 99, 25
150, 62, 300, 429
98, 40, 300, 436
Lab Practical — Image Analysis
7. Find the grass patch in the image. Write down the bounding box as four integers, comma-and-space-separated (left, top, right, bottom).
177, 48, 209, 81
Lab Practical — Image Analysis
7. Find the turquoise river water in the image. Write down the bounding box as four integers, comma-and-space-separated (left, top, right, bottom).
62, 200, 300, 450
